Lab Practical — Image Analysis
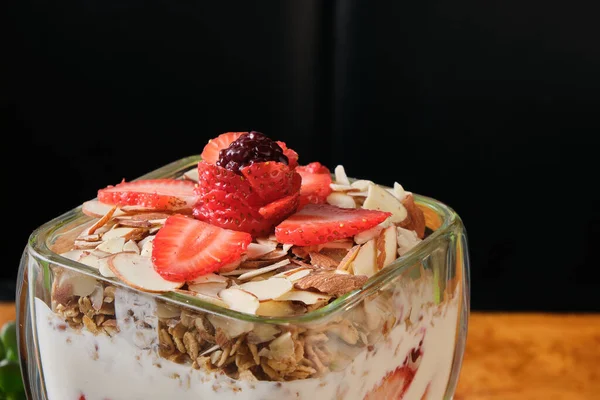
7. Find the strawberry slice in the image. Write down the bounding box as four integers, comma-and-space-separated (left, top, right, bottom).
258, 193, 299, 221
98, 179, 197, 211
275, 204, 391, 245
240, 162, 302, 204
296, 162, 333, 208
153, 214, 251, 281
193, 190, 277, 236
364, 366, 416, 400
196, 161, 263, 206
276, 141, 299, 170
200, 132, 245, 164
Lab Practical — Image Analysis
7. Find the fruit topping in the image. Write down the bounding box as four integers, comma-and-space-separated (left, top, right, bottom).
296, 162, 333, 208
200, 131, 245, 164
275, 203, 391, 245
152, 214, 252, 281
241, 161, 301, 203
196, 161, 263, 206
98, 179, 197, 211
216, 131, 289, 173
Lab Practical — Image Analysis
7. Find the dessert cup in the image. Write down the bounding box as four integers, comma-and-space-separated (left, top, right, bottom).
16, 155, 470, 400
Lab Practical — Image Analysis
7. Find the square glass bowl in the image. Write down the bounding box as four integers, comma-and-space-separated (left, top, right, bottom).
16, 156, 470, 400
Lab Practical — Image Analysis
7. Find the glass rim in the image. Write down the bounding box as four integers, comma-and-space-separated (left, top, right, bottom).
27, 155, 462, 324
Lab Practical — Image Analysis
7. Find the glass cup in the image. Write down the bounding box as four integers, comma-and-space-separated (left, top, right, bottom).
16, 156, 470, 400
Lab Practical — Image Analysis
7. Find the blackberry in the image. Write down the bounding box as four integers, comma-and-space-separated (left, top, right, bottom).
217, 131, 288, 173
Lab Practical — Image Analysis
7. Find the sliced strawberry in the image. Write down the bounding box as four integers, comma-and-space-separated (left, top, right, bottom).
258, 193, 299, 221
276, 141, 299, 170
296, 162, 333, 208
98, 179, 197, 211
196, 161, 263, 206
153, 214, 251, 281
240, 162, 301, 204
193, 190, 276, 236
364, 366, 416, 400
200, 132, 245, 164
275, 204, 391, 245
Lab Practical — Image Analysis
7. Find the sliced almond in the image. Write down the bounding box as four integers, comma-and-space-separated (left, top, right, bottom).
97, 257, 116, 278
220, 268, 256, 277
354, 224, 384, 245
55, 270, 97, 299
256, 237, 279, 247
237, 259, 290, 281
352, 239, 377, 277
259, 249, 289, 261
82, 200, 124, 218
266, 332, 295, 360
74, 240, 100, 250
90, 249, 111, 258
59, 250, 86, 261
123, 240, 140, 255
172, 289, 228, 308
337, 245, 360, 271
351, 180, 373, 191
276, 290, 331, 305
330, 183, 354, 192
96, 237, 125, 254
138, 235, 155, 249
256, 300, 302, 317
362, 184, 407, 223
199, 344, 220, 357
189, 273, 229, 285
393, 182, 408, 200
247, 325, 281, 344
347, 191, 369, 197
183, 168, 199, 182
273, 267, 311, 282
334, 165, 350, 185
89, 284, 104, 311
102, 227, 146, 241
282, 243, 293, 253
239, 278, 292, 301
218, 288, 259, 314
399, 194, 426, 239
87, 206, 117, 235
326, 192, 356, 209
245, 242, 277, 259
207, 314, 254, 338
188, 282, 228, 297
294, 272, 368, 296
309, 252, 338, 269
380, 226, 397, 268
108, 252, 184, 293
397, 226, 422, 256
77, 233, 102, 242
78, 253, 101, 269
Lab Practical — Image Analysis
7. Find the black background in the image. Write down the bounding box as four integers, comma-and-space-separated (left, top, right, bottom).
3, 0, 599, 310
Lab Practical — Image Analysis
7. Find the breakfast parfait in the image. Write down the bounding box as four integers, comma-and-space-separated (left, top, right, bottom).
21, 132, 468, 400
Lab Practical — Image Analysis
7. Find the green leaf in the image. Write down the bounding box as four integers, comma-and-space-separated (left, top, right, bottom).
0, 322, 17, 363
0, 359, 24, 394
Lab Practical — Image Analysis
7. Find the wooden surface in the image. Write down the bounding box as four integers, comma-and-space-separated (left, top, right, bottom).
1, 304, 598, 399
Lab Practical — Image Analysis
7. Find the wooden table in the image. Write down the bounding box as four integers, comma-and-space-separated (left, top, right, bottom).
1, 304, 598, 399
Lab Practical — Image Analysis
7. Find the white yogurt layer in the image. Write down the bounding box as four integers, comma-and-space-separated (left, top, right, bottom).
35, 287, 460, 400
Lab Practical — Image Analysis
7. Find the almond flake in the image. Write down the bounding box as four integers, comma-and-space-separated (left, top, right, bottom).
207, 314, 254, 338
108, 252, 184, 293
220, 268, 256, 277
200, 344, 220, 357
95, 237, 125, 254
183, 168, 199, 182
87, 206, 117, 235
256, 237, 279, 247
172, 289, 228, 308
82, 200, 124, 218
97, 257, 116, 278
60, 250, 86, 261
102, 227, 146, 241
74, 240, 100, 250
245, 242, 277, 259
393, 182, 408, 200
352, 239, 377, 277
140, 238, 154, 258
123, 240, 140, 254
294, 272, 368, 296
259, 249, 289, 260
256, 301, 302, 317
326, 192, 356, 209
267, 332, 295, 360
380, 226, 398, 269
188, 282, 228, 297
276, 290, 331, 305
282, 243, 293, 252
354, 224, 384, 245
397, 226, 422, 256
350, 180, 373, 191
237, 259, 290, 281
188, 273, 229, 285
247, 325, 280, 344
334, 165, 351, 185
273, 267, 311, 282
239, 278, 292, 301
308, 252, 338, 269
347, 191, 369, 197
218, 288, 259, 314
330, 183, 354, 192
90, 284, 104, 311
78, 253, 101, 269
77, 233, 102, 242
363, 184, 407, 223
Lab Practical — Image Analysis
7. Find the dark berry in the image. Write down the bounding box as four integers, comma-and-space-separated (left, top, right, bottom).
216, 131, 288, 173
